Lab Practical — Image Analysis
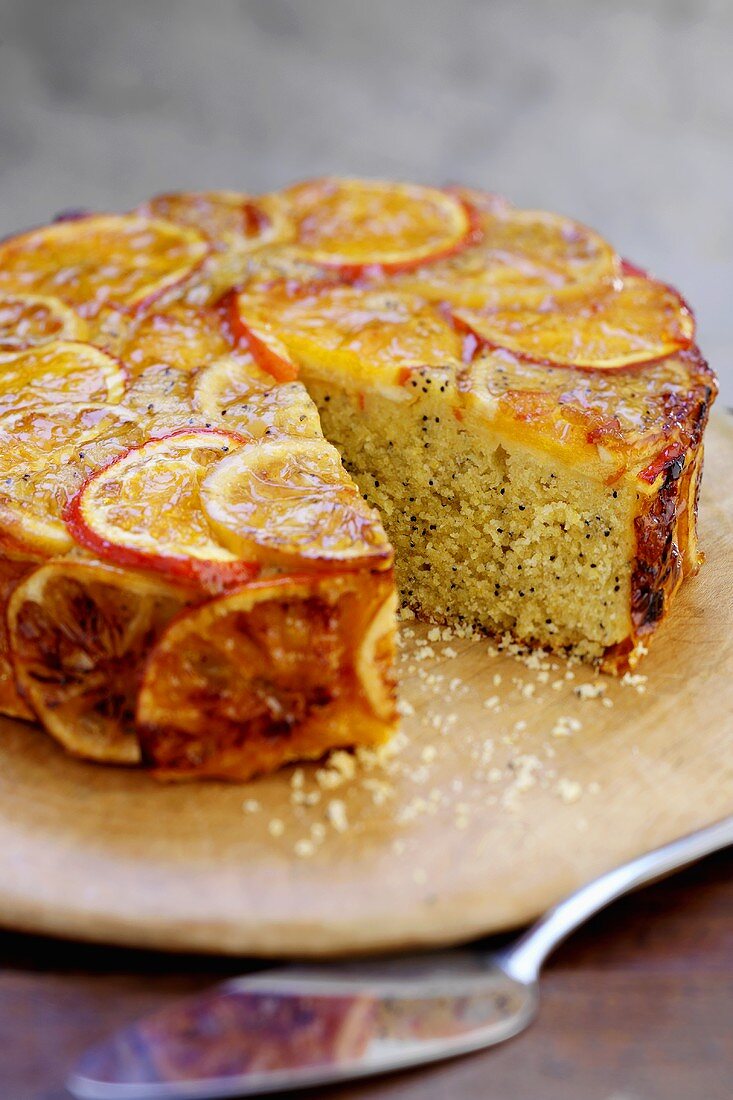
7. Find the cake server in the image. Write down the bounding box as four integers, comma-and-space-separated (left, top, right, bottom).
68, 815, 733, 1100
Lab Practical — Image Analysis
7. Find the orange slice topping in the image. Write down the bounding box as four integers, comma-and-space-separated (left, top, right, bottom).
234, 283, 465, 384
193, 358, 321, 441
395, 207, 618, 308
455, 276, 694, 370
280, 178, 471, 271
201, 438, 392, 570
137, 191, 286, 251
136, 570, 397, 781
0, 342, 126, 414
8, 560, 192, 763
66, 430, 258, 590
0, 293, 87, 352
0, 557, 37, 721
0, 215, 207, 316
0, 403, 143, 559
120, 300, 234, 376
118, 302, 241, 435
227, 288, 300, 382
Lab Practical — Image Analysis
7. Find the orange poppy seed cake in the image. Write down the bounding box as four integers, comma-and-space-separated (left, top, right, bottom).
0, 178, 716, 780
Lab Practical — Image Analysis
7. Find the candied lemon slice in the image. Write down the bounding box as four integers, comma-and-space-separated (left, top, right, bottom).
201, 438, 392, 569
193, 352, 274, 410
0, 403, 143, 559
0, 341, 126, 414
193, 357, 321, 440
395, 207, 618, 308
234, 284, 465, 385
280, 178, 471, 271
0, 214, 207, 315
0, 293, 87, 352
455, 276, 694, 370
8, 560, 192, 763
119, 301, 237, 432
120, 300, 234, 376
136, 570, 397, 781
137, 190, 288, 250
66, 430, 259, 590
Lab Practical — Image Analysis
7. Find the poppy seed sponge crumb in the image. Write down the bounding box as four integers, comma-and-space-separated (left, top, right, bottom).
305, 373, 635, 662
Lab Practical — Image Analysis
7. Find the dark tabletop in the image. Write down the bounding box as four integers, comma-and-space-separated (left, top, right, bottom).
2, 847, 731, 1100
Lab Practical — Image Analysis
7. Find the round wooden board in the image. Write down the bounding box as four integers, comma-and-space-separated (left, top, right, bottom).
1, 417, 732, 958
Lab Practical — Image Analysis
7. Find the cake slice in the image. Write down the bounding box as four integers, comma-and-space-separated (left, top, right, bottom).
234, 180, 716, 669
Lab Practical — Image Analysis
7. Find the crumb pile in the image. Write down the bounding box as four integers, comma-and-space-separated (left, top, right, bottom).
246, 621, 650, 866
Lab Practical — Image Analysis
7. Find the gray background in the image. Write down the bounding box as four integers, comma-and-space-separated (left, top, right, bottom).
0, 0, 730, 398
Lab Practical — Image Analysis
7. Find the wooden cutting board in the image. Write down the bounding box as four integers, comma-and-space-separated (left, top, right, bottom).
0, 416, 731, 958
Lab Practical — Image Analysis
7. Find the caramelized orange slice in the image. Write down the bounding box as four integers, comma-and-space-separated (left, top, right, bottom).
193, 357, 321, 440
118, 301, 236, 433
455, 276, 694, 370
234, 284, 465, 385
201, 438, 392, 569
0, 403, 143, 559
120, 300, 234, 376
0, 342, 126, 414
280, 178, 471, 271
0, 215, 207, 316
138, 191, 287, 250
136, 570, 397, 781
0, 293, 87, 352
228, 290, 300, 382
66, 430, 259, 590
8, 560, 192, 763
396, 207, 618, 308
0, 557, 37, 721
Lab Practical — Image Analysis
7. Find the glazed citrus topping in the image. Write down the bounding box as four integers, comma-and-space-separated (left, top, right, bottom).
0, 558, 36, 720
120, 301, 235, 376
0, 342, 126, 413
66, 430, 258, 590
8, 560, 190, 763
192, 354, 276, 415
138, 191, 285, 250
227, 292, 301, 382
201, 438, 392, 569
193, 357, 322, 440
467, 346, 710, 467
0, 214, 208, 316
279, 178, 471, 271
234, 284, 465, 384
0, 293, 87, 352
0, 403, 142, 558
136, 570, 397, 780
395, 206, 619, 309
455, 276, 694, 370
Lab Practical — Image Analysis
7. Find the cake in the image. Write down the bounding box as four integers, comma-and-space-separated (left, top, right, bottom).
0, 178, 716, 779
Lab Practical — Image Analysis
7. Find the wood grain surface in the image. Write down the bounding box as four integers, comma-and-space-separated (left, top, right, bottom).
0, 416, 731, 958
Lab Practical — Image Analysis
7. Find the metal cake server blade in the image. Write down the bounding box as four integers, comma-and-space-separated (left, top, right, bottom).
69, 815, 733, 1100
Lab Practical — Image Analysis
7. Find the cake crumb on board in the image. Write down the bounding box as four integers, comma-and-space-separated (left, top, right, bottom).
241, 619, 648, 859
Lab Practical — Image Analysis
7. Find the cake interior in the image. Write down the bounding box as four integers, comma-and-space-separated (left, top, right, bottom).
303, 371, 636, 661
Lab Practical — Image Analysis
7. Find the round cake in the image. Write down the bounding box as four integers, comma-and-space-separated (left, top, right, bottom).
0, 178, 716, 779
